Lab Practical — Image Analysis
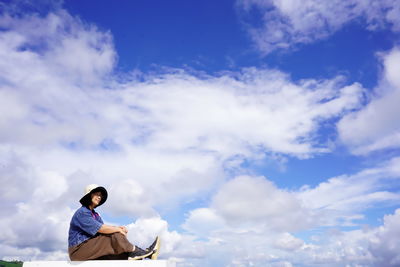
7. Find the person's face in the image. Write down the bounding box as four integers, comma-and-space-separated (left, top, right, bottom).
91, 191, 102, 207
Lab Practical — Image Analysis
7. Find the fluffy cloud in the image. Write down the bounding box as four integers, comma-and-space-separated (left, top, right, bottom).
120, 72, 363, 158
126, 216, 203, 262
180, 207, 400, 266
0, 12, 364, 156
181, 208, 225, 237
338, 47, 400, 154
370, 209, 400, 266
296, 209, 400, 266
179, 158, 400, 266
274, 233, 304, 251
184, 156, 400, 236
298, 156, 400, 226
238, 0, 400, 54
0, 152, 72, 260
211, 175, 313, 231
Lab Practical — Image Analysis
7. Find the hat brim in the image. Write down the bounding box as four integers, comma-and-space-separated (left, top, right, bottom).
79, 186, 108, 207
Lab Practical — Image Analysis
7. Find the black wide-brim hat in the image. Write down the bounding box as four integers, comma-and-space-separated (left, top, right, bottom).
79, 184, 108, 207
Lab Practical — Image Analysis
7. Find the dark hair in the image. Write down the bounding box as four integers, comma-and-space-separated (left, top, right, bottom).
81, 195, 92, 207
81, 190, 102, 207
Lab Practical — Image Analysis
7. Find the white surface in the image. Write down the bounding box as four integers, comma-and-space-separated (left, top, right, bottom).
23, 260, 175, 267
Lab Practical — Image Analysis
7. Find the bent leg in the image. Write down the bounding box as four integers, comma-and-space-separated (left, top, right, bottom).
69, 233, 134, 261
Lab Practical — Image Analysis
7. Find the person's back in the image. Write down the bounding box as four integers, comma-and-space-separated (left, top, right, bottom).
68, 206, 104, 248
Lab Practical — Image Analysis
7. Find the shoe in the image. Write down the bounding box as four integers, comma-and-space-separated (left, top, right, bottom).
128, 246, 153, 260
146, 236, 160, 260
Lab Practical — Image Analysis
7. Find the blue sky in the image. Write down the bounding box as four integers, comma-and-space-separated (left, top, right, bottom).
1, 0, 400, 266
65, 0, 252, 73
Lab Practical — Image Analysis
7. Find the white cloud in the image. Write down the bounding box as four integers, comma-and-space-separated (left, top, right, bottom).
126, 216, 205, 262
0, 11, 115, 84
113, 70, 362, 159
211, 175, 313, 231
298, 156, 400, 226
292, 209, 400, 266
178, 158, 400, 265
33, 171, 68, 202
0, 153, 72, 260
274, 233, 304, 251
182, 208, 225, 237
210, 160, 399, 231
370, 209, 400, 266
180, 206, 400, 266
238, 0, 400, 54
338, 47, 400, 154
0, 11, 364, 154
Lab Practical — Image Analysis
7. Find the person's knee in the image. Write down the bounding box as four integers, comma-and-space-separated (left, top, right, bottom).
111, 232, 128, 240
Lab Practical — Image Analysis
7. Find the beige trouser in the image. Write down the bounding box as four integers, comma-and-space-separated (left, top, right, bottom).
69, 233, 134, 261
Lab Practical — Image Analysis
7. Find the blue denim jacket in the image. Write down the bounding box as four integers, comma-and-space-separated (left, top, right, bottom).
68, 206, 104, 247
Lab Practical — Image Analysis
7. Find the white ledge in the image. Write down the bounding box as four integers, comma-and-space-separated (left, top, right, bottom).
23, 260, 175, 267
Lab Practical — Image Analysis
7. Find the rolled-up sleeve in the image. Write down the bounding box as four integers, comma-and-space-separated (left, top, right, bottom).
75, 208, 103, 236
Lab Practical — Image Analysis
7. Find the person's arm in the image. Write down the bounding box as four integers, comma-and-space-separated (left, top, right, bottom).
98, 224, 127, 235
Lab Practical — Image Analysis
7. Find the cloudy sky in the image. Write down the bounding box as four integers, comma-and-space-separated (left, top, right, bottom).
0, 0, 400, 266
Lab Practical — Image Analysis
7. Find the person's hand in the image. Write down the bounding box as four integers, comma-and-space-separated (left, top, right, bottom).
119, 226, 128, 234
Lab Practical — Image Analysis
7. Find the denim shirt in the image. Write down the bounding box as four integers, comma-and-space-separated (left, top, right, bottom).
68, 206, 104, 247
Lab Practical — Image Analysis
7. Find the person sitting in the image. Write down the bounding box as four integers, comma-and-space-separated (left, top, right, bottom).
68, 184, 160, 261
